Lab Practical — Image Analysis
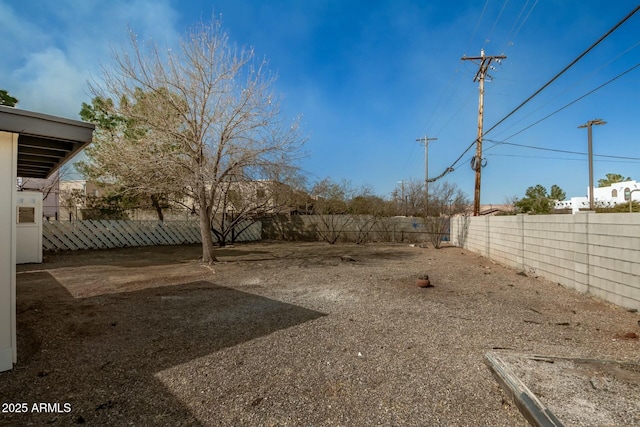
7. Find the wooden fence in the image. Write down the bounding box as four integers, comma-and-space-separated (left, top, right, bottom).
42, 220, 261, 251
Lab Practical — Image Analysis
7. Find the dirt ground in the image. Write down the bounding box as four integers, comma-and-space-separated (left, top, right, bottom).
2, 241, 639, 426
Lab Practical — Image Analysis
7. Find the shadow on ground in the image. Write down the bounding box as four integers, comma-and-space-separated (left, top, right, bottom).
23, 244, 272, 271
1, 271, 325, 426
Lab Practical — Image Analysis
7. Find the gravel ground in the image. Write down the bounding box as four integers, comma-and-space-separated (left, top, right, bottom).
494, 352, 640, 426
2, 241, 639, 426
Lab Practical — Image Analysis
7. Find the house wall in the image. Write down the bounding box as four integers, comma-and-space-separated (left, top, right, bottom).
0, 131, 18, 372
18, 173, 60, 219
59, 180, 103, 220
58, 180, 294, 221
555, 180, 640, 213
16, 191, 43, 264
592, 180, 640, 205
451, 212, 640, 310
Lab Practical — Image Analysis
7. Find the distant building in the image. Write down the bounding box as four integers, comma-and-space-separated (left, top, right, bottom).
58, 180, 106, 220
555, 180, 640, 213
57, 179, 302, 220
17, 171, 61, 220
479, 204, 511, 216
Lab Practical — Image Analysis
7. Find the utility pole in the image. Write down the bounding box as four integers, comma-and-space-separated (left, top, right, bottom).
416, 135, 437, 215
578, 118, 606, 211
397, 180, 407, 216
461, 49, 506, 216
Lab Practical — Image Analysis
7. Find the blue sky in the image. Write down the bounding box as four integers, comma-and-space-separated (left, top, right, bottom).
2, 0, 639, 203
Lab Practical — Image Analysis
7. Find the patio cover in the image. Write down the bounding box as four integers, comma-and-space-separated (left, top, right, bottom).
0, 105, 95, 178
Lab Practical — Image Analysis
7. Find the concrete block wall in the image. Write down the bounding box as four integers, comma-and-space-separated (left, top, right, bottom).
451, 212, 640, 310
586, 213, 640, 308
261, 215, 435, 243
522, 215, 589, 294
456, 215, 489, 256
486, 215, 524, 269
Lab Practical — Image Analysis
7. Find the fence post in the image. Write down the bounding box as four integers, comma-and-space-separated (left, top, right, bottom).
584, 211, 593, 294
485, 215, 490, 258
518, 213, 526, 272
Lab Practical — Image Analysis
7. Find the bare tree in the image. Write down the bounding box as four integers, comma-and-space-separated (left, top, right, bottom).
310, 178, 354, 214
210, 178, 299, 246
347, 184, 390, 244
18, 166, 75, 220
503, 195, 520, 215
60, 188, 84, 220
391, 178, 426, 216
423, 182, 469, 248
308, 178, 356, 244
89, 18, 305, 262
17, 169, 62, 199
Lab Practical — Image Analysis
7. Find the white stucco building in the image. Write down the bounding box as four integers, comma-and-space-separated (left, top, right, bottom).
555, 180, 640, 213
0, 105, 93, 372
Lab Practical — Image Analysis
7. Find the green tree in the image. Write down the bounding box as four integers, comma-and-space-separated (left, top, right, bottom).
549, 184, 566, 202
81, 192, 135, 220
78, 96, 172, 221
598, 173, 631, 187
0, 89, 18, 107
515, 184, 566, 214
595, 201, 640, 213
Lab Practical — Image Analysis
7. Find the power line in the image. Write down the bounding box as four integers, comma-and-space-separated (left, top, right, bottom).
415, 2, 523, 183
487, 154, 584, 161
427, 4, 640, 184
415, 0, 502, 175
482, 0, 510, 49
434, 90, 476, 136
486, 153, 640, 163
503, 0, 539, 52
466, 0, 490, 53
501, 0, 529, 51
484, 139, 640, 161
483, 3, 640, 137
491, 60, 640, 143
419, 1, 493, 144
492, 39, 640, 139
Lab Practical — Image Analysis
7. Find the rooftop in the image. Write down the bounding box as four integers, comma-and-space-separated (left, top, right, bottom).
0, 105, 94, 179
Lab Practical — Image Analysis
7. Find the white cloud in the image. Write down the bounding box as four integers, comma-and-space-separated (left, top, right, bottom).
0, 2, 50, 66
1, 0, 181, 118
11, 47, 89, 118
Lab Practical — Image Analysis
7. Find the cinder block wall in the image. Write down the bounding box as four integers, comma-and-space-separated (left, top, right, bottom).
261, 215, 434, 243
451, 212, 640, 310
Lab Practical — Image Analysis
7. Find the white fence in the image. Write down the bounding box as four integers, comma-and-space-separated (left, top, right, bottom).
43, 220, 261, 251
451, 212, 640, 310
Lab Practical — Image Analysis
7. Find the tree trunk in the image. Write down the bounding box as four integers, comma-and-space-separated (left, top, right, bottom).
200, 213, 218, 263
198, 188, 217, 262
150, 194, 164, 222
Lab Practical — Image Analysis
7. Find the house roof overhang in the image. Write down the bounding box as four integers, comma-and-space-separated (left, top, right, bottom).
0, 105, 95, 179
